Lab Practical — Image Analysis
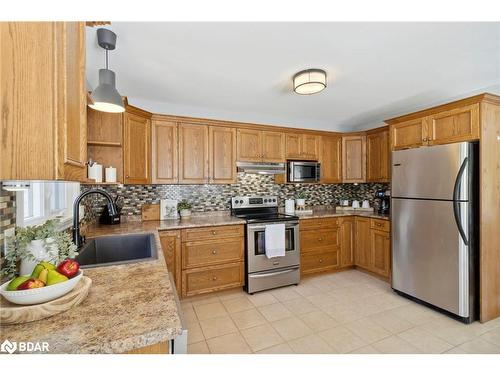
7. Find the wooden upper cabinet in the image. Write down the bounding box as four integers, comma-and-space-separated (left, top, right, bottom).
389, 118, 425, 150
237, 129, 284, 162
209, 126, 237, 183
237, 129, 262, 161
354, 217, 371, 269
427, 104, 480, 145
0, 22, 87, 181
320, 135, 342, 183
340, 217, 355, 267
178, 123, 209, 184
285, 133, 320, 160
367, 128, 390, 183
123, 109, 151, 184
342, 135, 366, 183
152, 119, 178, 184
261, 131, 285, 162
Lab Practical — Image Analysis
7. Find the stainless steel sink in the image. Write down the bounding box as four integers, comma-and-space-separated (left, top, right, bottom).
75, 233, 157, 268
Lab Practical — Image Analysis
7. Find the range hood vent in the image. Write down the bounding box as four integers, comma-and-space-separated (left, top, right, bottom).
236, 162, 286, 175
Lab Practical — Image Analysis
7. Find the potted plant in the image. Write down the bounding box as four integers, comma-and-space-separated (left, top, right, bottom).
178, 200, 193, 218
1, 219, 78, 280
295, 192, 307, 208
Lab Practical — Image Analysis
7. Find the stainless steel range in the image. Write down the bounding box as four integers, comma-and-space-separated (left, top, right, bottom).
231, 195, 300, 294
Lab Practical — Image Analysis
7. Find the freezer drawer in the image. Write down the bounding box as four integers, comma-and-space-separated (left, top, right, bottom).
391, 198, 469, 317
392, 142, 469, 201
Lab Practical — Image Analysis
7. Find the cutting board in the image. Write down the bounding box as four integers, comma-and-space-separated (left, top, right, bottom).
141, 204, 160, 221
0, 276, 92, 325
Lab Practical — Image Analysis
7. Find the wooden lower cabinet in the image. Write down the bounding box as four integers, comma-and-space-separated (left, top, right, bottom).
339, 217, 355, 267
175, 225, 245, 298
126, 341, 169, 354
182, 263, 244, 297
301, 250, 339, 274
159, 230, 182, 295
300, 219, 340, 275
354, 217, 391, 279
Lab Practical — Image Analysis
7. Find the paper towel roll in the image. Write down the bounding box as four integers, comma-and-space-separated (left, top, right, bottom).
285, 199, 295, 214
105, 166, 117, 183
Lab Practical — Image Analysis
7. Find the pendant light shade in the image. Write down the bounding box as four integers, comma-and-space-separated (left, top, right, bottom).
89, 69, 125, 113
89, 28, 125, 113
293, 69, 327, 95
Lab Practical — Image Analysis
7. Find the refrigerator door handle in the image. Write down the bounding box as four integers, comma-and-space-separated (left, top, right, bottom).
453, 157, 469, 245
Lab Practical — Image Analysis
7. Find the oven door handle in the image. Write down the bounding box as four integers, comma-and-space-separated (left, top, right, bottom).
247, 223, 299, 231
248, 267, 299, 278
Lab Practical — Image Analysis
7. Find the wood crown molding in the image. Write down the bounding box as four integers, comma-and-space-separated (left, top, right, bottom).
385, 92, 500, 125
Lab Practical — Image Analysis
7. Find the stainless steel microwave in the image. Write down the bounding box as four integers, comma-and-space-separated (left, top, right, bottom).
287, 161, 321, 183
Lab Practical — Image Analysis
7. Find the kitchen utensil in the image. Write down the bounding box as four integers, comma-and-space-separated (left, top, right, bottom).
0, 276, 91, 324
0, 270, 83, 305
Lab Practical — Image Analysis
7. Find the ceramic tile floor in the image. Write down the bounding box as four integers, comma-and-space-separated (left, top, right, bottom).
181, 270, 500, 354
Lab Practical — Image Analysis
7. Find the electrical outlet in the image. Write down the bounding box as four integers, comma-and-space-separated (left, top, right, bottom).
4, 227, 15, 254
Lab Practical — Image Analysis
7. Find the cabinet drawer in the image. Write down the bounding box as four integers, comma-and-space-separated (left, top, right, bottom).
301, 251, 339, 274
300, 218, 339, 231
300, 228, 339, 253
370, 218, 390, 232
182, 262, 244, 297
182, 238, 244, 269
182, 225, 244, 242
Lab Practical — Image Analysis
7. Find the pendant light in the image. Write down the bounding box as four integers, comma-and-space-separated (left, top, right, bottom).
293, 69, 327, 95
89, 28, 125, 113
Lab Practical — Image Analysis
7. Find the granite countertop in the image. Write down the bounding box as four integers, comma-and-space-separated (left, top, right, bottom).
294, 206, 390, 221
0, 230, 183, 354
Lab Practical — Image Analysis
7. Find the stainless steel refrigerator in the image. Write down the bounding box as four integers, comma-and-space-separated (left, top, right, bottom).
391, 141, 478, 323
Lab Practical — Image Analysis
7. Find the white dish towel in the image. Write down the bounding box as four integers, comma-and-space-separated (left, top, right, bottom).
265, 223, 286, 258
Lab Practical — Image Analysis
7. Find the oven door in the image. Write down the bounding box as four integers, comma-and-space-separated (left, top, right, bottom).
288, 162, 320, 183
246, 221, 300, 273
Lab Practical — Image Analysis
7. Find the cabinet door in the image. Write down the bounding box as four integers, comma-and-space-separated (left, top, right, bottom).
123, 112, 151, 184
367, 129, 389, 183
390, 118, 425, 150
58, 22, 87, 181
209, 126, 237, 183
320, 135, 342, 183
152, 120, 178, 184
370, 229, 390, 278
427, 104, 480, 145
340, 217, 355, 267
159, 230, 182, 295
342, 135, 366, 183
237, 129, 262, 161
302, 134, 320, 160
285, 133, 302, 159
262, 131, 285, 162
354, 217, 371, 269
178, 123, 209, 183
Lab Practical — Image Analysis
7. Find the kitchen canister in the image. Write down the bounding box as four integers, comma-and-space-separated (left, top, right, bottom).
88, 163, 103, 183
285, 199, 295, 214
352, 200, 360, 209
105, 166, 117, 183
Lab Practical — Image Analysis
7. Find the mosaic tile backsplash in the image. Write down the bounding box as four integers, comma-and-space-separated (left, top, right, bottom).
82, 173, 389, 218
0, 190, 16, 251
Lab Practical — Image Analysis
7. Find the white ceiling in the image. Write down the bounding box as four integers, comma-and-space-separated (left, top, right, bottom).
86, 22, 500, 132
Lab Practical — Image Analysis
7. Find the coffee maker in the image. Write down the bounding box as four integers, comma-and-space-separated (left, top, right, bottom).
375, 189, 390, 214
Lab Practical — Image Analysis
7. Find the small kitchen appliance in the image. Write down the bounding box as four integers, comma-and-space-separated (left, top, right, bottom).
375, 189, 390, 214
231, 196, 300, 294
287, 161, 321, 183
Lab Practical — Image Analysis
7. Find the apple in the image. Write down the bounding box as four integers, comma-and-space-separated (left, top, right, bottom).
56, 259, 80, 278
17, 279, 45, 290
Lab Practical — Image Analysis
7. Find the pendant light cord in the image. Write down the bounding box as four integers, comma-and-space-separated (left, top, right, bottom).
105, 49, 109, 70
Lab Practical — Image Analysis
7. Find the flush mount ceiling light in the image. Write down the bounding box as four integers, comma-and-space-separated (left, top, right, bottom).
293, 69, 327, 95
2, 181, 30, 192
89, 28, 125, 113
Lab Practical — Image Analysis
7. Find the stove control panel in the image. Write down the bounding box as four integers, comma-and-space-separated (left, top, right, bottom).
231, 196, 278, 209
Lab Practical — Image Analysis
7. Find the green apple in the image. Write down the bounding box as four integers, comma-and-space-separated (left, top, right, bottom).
30, 262, 56, 278
46, 269, 68, 286
7, 276, 30, 291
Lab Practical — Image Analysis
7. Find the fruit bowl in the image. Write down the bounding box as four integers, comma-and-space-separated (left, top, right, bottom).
0, 270, 83, 305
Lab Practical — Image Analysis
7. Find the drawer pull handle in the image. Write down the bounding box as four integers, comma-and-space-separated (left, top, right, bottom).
212, 276, 218, 281
318, 237, 323, 241
211, 231, 216, 235
319, 259, 323, 263
212, 250, 217, 255
376, 223, 382, 227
